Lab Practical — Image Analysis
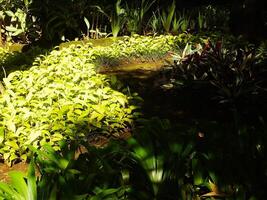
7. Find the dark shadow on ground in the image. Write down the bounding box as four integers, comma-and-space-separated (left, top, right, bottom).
0, 46, 50, 81
105, 60, 267, 199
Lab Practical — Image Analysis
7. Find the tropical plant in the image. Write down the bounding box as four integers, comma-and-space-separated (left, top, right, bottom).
4, 9, 27, 41
125, 0, 156, 34
0, 0, 30, 43
148, 11, 161, 34
1, 114, 266, 199
160, 1, 176, 33
0, 34, 188, 164
179, 10, 191, 33
126, 118, 199, 199
172, 13, 182, 35
200, 5, 230, 31
0, 118, 212, 200
45, 6, 80, 41
110, 0, 125, 37
172, 42, 203, 65
27, 0, 95, 43
94, 0, 126, 37
0, 160, 37, 200
0, 46, 47, 80
93, 35, 181, 66
31, 142, 125, 199
0, 140, 132, 199
197, 11, 206, 31
171, 40, 267, 116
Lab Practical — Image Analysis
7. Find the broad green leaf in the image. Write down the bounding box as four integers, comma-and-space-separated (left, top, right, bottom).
29, 131, 41, 143
5, 26, 18, 32
3, 152, 10, 160
9, 171, 28, 199
0, 182, 13, 195
5, 141, 19, 150
5, 11, 14, 17
0, 127, 4, 143
12, 29, 24, 36
48, 184, 57, 200
27, 161, 37, 200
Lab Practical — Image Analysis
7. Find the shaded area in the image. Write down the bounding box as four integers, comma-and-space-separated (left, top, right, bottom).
98, 56, 172, 78
0, 47, 48, 81
98, 42, 267, 199
0, 36, 266, 199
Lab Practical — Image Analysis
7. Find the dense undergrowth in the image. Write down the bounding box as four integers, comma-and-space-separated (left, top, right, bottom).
0, 33, 266, 199
0, 35, 184, 164
0, 0, 266, 199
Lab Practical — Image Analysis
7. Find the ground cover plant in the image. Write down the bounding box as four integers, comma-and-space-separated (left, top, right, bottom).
0, 35, 186, 165
0, 0, 266, 197
0, 44, 135, 164
92, 34, 191, 67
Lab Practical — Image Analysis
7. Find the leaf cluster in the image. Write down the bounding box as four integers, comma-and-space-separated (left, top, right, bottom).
0, 43, 138, 164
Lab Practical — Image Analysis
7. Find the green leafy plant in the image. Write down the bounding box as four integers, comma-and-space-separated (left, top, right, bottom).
4, 9, 27, 40
171, 40, 267, 116
148, 11, 162, 34
0, 46, 47, 80
198, 5, 230, 31
0, 141, 131, 199
179, 11, 191, 33
172, 13, 183, 35
110, 0, 125, 38
125, 0, 156, 34
93, 35, 182, 66
1, 116, 266, 199
0, 34, 186, 164
0, 0, 30, 43
0, 43, 137, 164
160, 1, 176, 33
44, 5, 82, 42
94, 0, 126, 37
42, 140, 132, 200
197, 11, 206, 31
0, 160, 37, 200
0, 118, 209, 199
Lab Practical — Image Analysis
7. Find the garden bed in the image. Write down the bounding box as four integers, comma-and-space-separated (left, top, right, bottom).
0, 34, 266, 199
0, 35, 181, 165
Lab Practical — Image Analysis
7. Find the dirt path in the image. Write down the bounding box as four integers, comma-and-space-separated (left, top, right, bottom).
0, 162, 29, 182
